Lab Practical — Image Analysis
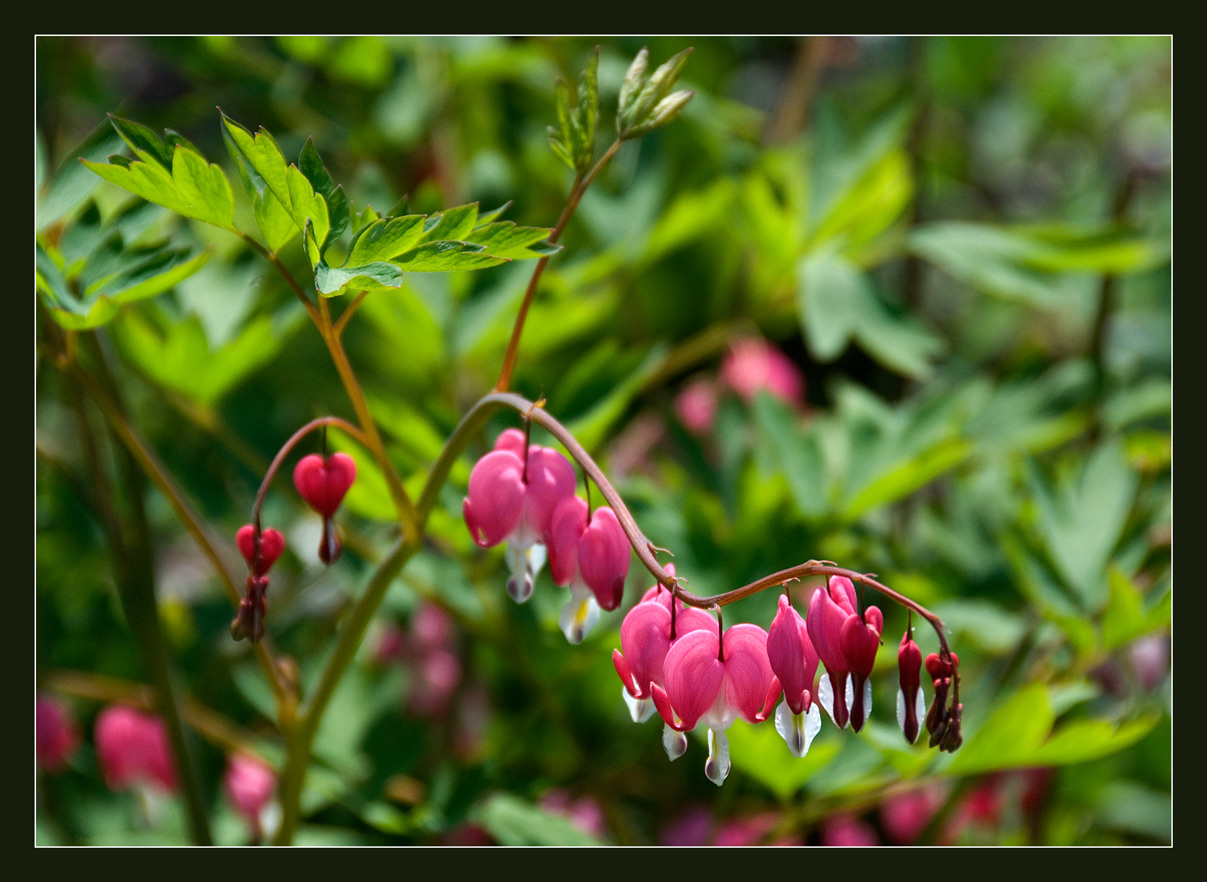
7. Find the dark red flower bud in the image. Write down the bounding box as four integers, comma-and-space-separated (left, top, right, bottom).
897, 629, 924, 744
237, 524, 285, 576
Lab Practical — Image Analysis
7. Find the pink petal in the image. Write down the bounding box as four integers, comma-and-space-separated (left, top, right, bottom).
463, 450, 526, 547
767, 594, 819, 715
547, 495, 587, 586
523, 446, 576, 538
663, 629, 725, 731
721, 624, 775, 724
578, 506, 630, 610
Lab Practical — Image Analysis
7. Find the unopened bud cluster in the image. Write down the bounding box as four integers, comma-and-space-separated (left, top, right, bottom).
231, 451, 357, 643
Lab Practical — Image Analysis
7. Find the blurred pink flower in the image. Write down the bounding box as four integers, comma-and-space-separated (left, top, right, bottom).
94, 705, 176, 794
36, 695, 79, 773
715, 812, 801, 846
720, 339, 804, 406
820, 814, 879, 846
410, 648, 462, 718
675, 377, 719, 434
539, 789, 608, 840
880, 784, 948, 844
1128, 634, 1169, 691
224, 754, 276, 838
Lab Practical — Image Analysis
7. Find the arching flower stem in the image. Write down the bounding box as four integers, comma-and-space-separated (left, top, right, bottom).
432, 392, 956, 666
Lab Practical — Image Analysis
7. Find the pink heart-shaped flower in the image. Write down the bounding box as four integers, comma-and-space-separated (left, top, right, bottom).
293, 453, 357, 518
236, 525, 285, 575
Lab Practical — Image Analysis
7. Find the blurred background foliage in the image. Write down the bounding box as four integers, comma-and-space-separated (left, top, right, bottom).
35, 36, 1170, 846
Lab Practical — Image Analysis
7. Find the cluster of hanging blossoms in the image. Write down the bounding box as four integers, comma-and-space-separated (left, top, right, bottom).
462, 422, 963, 786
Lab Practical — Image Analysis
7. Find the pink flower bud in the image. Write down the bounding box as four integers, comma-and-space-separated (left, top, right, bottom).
36, 695, 79, 773
807, 578, 857, 728
548, 498, 631, 611
94, 705, 176, 794
840, 605, 881, 732
674, 377, 719, 434
720, 338, 804, 405
293, 453, 356, 519
224, 754, 275, 841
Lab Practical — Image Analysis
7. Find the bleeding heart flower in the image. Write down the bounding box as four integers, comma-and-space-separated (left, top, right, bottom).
652, 622, 781, 786
807, 576, 858, 729
840, 604, 882, 732
236, 525, 285, 576
94, 705, 176, 794
293, 453, 357, 519
897, 628, 925, 744
547, 497, 631, 642
462, 429, 576, 603
766, 594, 822, 757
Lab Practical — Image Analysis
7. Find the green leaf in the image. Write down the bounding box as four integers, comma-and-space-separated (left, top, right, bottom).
109, 114, 175, 167
220, 113, 329, 263
1033, 440, 1138, 612
298, 137, 349, 245
417, 203, 479, 245
37, 123, 125, 229
796, 250, 944, 379
83, 138, 236, 232
38, 238, 212, 331
115, 308, 302, 407
619, 47, 694, 138
346, 215, 426, 265
751, 393, 829, 519
465, 222, 560, 259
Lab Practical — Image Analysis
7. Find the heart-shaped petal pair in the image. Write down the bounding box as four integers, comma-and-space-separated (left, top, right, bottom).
293, 453, 357, 518
236, 524, 285, 575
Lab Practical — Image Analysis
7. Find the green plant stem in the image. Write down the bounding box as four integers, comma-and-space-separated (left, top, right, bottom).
76, 333, 213, 846
315, 297, 420, 536
495, 139, 623, 392
47, 346, 290, 707
271, 534, 421, 845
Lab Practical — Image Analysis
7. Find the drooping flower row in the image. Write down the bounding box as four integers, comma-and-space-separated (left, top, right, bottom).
613, 572, 957, 785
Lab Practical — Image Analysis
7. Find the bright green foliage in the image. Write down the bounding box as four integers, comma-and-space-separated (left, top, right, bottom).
548, 47, 599, 173
83, 116, 237, 233
616, 46, 694, 139
36, 200, 211, 329
315, 203, 559, 297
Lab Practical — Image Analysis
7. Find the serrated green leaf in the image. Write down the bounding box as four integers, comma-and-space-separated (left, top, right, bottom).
169, 145, 236, 228
221, 113, 329, 264
417, 203, 479, 245
38, 243, 211, 331
346, 215, 426, 265
467, 222, 560, 259
314, 261, 405, 296
393, 240, 505, 273
108, 114, 175, 168
299, 137, 349, 245
83, 141, 237, 233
